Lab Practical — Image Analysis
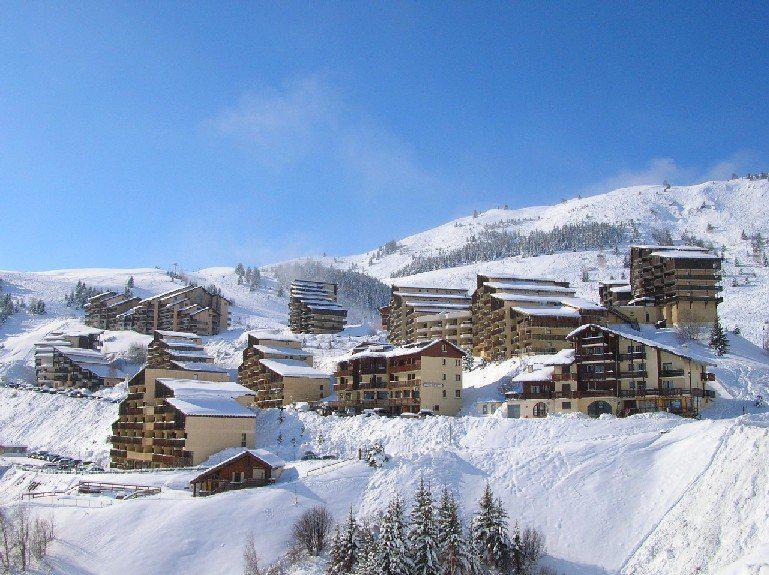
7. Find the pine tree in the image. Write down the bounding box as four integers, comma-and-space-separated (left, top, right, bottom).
377, 496, 412, 575
709, 316, 729, 356
510, 524, 523, 575
328, 527, 345, 575
470, 486, 511, 573
338, 508, 359, 573
436, 488, 472, 575
408, 478, 439, 575
235, 263, 246, 285
354, 525, 379, 575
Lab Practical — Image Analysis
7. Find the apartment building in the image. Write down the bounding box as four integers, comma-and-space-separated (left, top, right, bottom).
471, 274, 606, 360
379, 306, 390, 331
504, 324, 716, 418
34, 328, 126, 390
288, 280, 347, 334
146, 329, 226, 374
110, 374, 255, 469
83, 292, 142, 330
629, 245, 723, 325
334, 339, 464, 416
386, 284, 472, 350
237, 332, 330, 407
86, 285, 230, 336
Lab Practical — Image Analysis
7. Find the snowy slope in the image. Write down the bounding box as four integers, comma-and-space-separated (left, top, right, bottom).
3, 410, 769, 574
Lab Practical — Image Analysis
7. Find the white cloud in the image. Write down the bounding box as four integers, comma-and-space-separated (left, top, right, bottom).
585, 152, 756, 196
209, 74, 437, 196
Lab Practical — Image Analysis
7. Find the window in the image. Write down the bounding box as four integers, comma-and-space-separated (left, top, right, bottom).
241, 433, 247, 447
434, 405, 440, 412
561, 383, 571, 392
319, 385, 324, 391
455, 360, 460, 367
442, 358, 446, 365
442, 373, 447, 381
455, 389, 461, 398
562, 402, 572, 409
441, 344, 446, 352
442, 390, 447, 398
482, 405, 488, 414
531, 385, 540, 394
455, 374, 461, 381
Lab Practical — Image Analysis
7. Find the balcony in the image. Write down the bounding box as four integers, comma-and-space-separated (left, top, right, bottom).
617, 371, 647, 379
660, 368, 685, 378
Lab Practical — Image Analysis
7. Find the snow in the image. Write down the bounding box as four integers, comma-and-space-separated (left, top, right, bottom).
649, 249, 722, 259
2, 177, 769, 572
259, 358, 331, 379
158, 378, 256, 417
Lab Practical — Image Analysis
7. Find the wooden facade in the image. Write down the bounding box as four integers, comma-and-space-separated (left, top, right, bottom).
189, 451, 284, 497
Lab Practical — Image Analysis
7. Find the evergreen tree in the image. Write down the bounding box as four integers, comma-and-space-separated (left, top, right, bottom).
436, 488, 472, 575
235, 263, 246, 285
709, 317, 730, 356
338, 508, 359, 573
328, 527, 345, 575
354, 525, 379, 575
470, 486, 511, 573
377, 496, 412, 575
408, 478, 439, 575
510, 524, 523, 575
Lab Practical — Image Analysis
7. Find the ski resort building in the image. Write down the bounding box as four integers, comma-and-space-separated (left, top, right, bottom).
598, 281, 633, 308
86, 285, 230, 336
146, 330, 224, 373
110, 366, 254, 469
34, 329, 125, 390
628, 245, 723, 326
333, 339, 465, 416
83, 292, 142, 330
288, 280, 347, 334
503, 324, 716, 418
189, 449, 285, 497
471, 274, 606, 360
385, 284, 473, 350
237, 332, 331, 407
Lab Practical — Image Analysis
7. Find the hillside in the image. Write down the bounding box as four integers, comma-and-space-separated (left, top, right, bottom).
2, 177, 769, 574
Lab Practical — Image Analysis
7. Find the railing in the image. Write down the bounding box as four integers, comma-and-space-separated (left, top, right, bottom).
617, 371, 647, 379
660, 368, 685, 377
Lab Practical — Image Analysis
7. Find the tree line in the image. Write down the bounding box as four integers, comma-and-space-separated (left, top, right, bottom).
245, 482, 554, 575
393, 221, 629, 277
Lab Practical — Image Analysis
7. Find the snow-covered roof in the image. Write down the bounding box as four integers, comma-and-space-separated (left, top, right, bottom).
509, 305, 581, 318
512, 365, 555, 383
200, 448, 286, 471
480, 274, 562, 283
566, 324, 717, 366
248, 331, 301, 343
252, 344, 311, 358
162, 339, 205, 350
172, 361, 229, 374
543, 348, 575, 365
394, 291, 470, 300
157, 378, 256, 418
346, 338, 464, 360
259, 359, 330, 379
609, 285, 632, 293
55, 346, 110, 363
484, 282, 576, 294
650, 250, 721, 260
156, 330, 200, 340
82, 363, 126, 380
631, 244, 708, 251
169, 349, 211, 360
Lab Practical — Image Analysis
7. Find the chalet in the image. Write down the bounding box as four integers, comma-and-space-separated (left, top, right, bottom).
334, 339, 465, 416
504, 324, 717, 418
471, 274, 606, 360
237, 332, 330, 407
189, 449, 285, 497
386, 284, 472, 351
289, 280, 347, 334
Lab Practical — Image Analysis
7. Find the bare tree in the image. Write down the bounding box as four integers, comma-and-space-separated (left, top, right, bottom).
291, 505, 334, 556
125, 342, 148, 364
243, 532, 261, 575
676, 322, 703, 343
519, 526, 545, 574
13, 506, 32, 572
31, 516, 55, 562
0, 508, 13, 572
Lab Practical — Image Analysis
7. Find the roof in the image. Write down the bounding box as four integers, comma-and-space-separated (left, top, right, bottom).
156, 330, 201, 340
81, 363, 126, 380
259, 359, 330, 379
55, 346, 110, 363
650, 250, 721, 260
509, 305, 581, 318
483, 282, 576, 294
172, 361, 229, 373
346, 338, 465, 360
512, 365, 555, 383
631, 244, 708, 251
609, 285, 632, 293
156, 378, 256, 418
248, 331, 301, 343
252, 344, 311, 358
393, 291, 470, 300
480, 273, 562, 283
192, 449, 286, 482
566, 324, 717, 366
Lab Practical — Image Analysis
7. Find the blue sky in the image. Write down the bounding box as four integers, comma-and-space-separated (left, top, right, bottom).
2, 2, 768, 271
